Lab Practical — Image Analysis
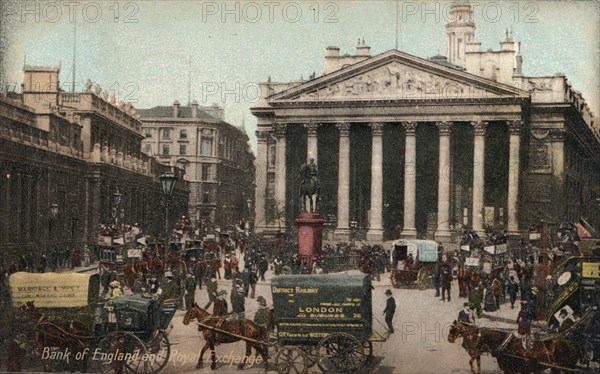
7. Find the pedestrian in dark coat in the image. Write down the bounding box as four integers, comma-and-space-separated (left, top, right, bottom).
433, 270, 441, 297
39, 254, 47, 273
507, 276, 519, 309
441, 267, 452, 302
185, 274, 196, 309
241, 268, 251, 297
492, 277, 502, 310
516, 301, 532, 349
213, 290, 228, 316
469, 285, 483, 318
383, 289, 396, 333
231, 283, 246, 319
204, 277, 218, 309
193, 260, 203, 289
258, 254, 268, 281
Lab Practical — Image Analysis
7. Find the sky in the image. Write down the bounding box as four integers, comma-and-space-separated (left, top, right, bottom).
1, 0, 599, 151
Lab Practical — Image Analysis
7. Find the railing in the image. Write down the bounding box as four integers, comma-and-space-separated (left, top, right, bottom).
322, 254, 361, 273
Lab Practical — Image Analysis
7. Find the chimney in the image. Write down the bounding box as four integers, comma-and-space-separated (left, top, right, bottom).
172, 100, 180, 118
356, 38, 371, 56
191, 100, 199, 118
325, 46, 340, 57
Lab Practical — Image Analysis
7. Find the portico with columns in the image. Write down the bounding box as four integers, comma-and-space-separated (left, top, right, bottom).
252, 50, 529, 243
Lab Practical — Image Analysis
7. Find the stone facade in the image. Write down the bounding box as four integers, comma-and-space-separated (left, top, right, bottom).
0, 67, 189, 265
251, 3, 600, 242
139, 102, 255, 228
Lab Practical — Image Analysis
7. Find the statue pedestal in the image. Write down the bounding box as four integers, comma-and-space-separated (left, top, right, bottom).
295, 212, 325, 270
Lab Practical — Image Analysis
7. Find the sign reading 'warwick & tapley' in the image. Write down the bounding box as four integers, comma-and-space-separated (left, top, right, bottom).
9, 272, 99, 308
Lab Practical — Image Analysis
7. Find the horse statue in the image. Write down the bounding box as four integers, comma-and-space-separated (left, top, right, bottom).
183, 304, 271, 370
447, 320, 585, 374
299, 158, 320, 213
17, 301, 90, 372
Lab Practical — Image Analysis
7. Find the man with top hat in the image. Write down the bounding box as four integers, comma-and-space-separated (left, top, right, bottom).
383, 289, 396, 333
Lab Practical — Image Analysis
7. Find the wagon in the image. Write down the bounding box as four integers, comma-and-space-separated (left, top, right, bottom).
9, 271, 177, 374
390, 239, 440, 287
270, 274, 390, 374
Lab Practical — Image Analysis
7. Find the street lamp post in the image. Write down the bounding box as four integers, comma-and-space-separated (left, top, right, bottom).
112, 188, 122, 225
160, 172, 178, 241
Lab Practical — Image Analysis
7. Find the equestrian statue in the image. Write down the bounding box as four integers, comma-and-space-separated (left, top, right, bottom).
299, 158, 320, 213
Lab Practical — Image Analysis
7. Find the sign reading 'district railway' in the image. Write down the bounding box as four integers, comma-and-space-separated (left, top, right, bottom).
271, 274, 372, 345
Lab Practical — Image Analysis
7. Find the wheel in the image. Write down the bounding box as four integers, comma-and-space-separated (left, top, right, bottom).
274, 346, 309, 374
91, 331, 149, 374
299, 346, 317, 367
316, 333, 366, 373
142, 330, 170, 373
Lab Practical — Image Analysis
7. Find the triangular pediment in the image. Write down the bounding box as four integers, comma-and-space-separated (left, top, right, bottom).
269, 50, 528, 103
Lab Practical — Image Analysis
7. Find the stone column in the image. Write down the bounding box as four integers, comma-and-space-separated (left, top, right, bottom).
334, 123, 351, 240
305, 122, 319, 163
273, 123, 287, 229
401, 122, 418, 238
254, 130, 270, 232
367, 122, 384, 241
435, 121, 453, 241
471, 121, 487, 235
507, 120, 522, 234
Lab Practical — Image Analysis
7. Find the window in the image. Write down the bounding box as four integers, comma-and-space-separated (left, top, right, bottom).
143, 143, 152, 154
180, 130, 187, 139
162, 145, 170, 156
203, 192, 210, 203
201, 139, 212, 156
202, 164, 211, 181
162, 129, 171, 139
179, 144, 187, 155
144, 129, 152, 138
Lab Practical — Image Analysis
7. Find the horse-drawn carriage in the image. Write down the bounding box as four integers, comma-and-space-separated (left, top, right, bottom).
183, 274, 390, 374
270, 274, 389, 373
448, 254, 600, 373
390, 239, 440, 287
9, 271, 177, 373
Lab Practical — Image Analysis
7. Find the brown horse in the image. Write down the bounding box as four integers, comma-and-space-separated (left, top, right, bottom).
183, 304, 270, 370
448, 320, 584, 374
18, 301, 90, 372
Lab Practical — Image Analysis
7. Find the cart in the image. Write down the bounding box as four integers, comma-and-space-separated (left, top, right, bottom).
270, 274, 390, 374
390, 239, 440, 287
9, 271, 177, 374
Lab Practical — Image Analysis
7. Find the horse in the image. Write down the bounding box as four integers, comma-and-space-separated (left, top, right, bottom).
299, 177, 319, 213
447, 320, 584, 374
183, 304, 270, 370
17, 301, 90, 372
